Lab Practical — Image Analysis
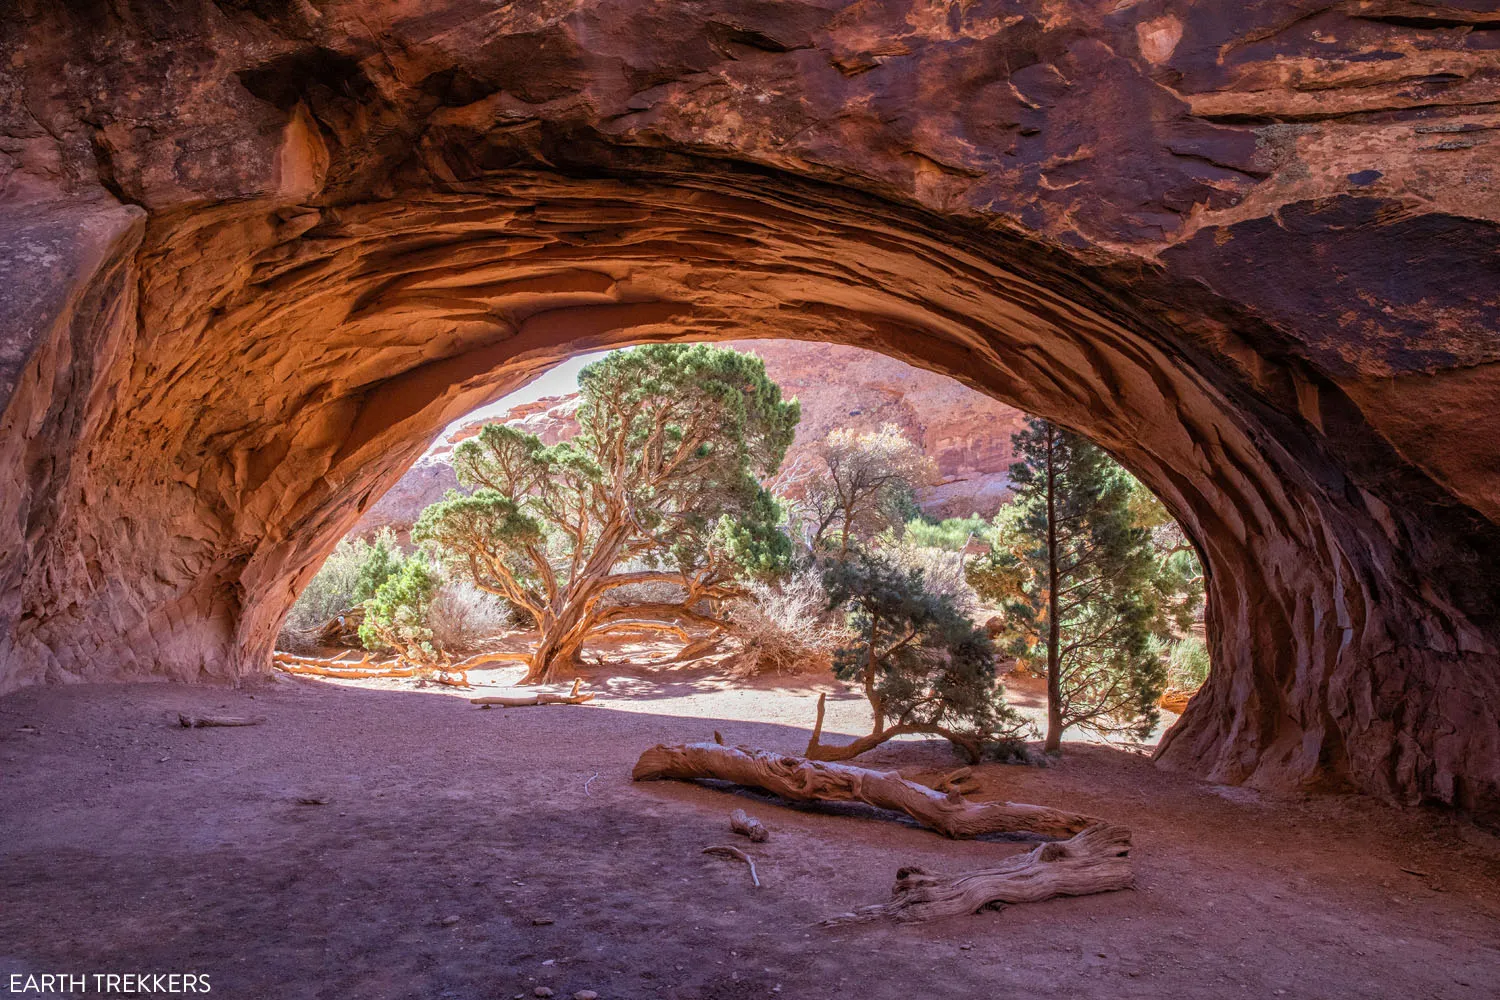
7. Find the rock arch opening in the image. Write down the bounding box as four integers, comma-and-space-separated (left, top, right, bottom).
4, 1, 1498, 821
7, 171, 1496, 817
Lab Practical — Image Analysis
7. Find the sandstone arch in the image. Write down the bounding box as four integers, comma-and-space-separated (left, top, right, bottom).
2, 1, 1498, 817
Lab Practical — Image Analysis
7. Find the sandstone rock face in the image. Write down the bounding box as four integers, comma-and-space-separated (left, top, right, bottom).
728, 340, 1028, 519
356, 340, 1025, 538
2, 1, 1498, 818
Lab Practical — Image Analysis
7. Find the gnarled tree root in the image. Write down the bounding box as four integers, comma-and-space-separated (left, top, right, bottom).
823, 823, 1133, 924
632, 742, 1097, 839
470, 678, 596, 707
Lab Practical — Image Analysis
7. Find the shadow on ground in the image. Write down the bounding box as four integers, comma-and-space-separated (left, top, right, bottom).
1, 677, 1497, 1000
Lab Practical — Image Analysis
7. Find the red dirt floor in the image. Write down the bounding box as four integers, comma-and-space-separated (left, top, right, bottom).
2, 670, 1498, 1000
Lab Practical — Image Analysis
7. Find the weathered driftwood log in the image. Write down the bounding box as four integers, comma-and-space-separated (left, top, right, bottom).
823, 824, 1133, 924
632, 742, 1096, 839
470, 678, 596, 708
272, 652, 419, 679
900, 766, 982, 796
274, 649, 530, 681
703, 845, 760, 887
730, 808, 769, 842
450, 650, 533, 669
178, 713, 264, 728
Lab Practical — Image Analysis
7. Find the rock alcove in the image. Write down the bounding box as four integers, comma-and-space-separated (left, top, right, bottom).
1, 1, 1498, 817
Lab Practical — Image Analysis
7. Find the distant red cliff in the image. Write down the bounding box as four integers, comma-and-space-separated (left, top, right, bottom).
354, 342, 1029, 540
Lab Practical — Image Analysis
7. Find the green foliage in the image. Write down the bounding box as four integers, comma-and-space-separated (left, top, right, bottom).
823, 554, 1024, 756
902, 515, 989, 552
351, 529, 405, 605
968, 419, 1169, 744
280, 528, 406, 646
1125, 479, 1206, 637
415, 344, 801, 680
358, 556, 442, 665
1165, 636, 1211, 691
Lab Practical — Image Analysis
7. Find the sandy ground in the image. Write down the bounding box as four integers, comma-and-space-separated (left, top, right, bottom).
2, 660, 1498, 1000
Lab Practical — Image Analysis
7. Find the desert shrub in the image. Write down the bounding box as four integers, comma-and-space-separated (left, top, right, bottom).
1166, 636, 1211, 691
874, 532, 982, 619
359, 556, 442, 666
278, 528, 404, 650
351, 529, 404, 604
902, 515, 988, 552
426, 580, 515, 654
811, 554, 1026, 762
728, 568, 850, 674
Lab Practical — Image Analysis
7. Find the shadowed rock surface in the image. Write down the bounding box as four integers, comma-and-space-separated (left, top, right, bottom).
1, 1, 1498, 818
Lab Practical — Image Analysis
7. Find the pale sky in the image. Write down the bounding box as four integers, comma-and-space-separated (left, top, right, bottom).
435, 352, 601, 446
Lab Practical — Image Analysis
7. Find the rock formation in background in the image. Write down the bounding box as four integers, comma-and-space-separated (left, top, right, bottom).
356, 341, 1026, 539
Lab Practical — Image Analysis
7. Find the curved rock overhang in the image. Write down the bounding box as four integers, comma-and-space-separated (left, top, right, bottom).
1, 1, 1497, 817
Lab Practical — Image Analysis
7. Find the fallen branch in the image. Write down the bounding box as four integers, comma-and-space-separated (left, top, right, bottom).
704, 845, 760, 887
730, 808, 769, 842
449, 650, 533, 669
273, 651, 374, 669
822, 823, 1133, 924
673, 631, 727, 662
178, 713, 264, 728
632, 742, 1096, 839
273, 652, 417, 679
470, 678, 596, 708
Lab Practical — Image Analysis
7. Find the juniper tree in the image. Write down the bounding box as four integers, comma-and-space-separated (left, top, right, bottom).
968, 418, 1169, 752
806, 554, 1023, 763
358, 555, 442, 667
414, 344, 800, 683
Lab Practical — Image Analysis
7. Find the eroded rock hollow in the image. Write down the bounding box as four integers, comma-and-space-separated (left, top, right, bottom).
2, 1, 1498, 816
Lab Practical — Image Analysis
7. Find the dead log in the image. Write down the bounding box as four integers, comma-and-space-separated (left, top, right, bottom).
672, 631, 727, 662
703, 845, 760, 887
449, 650, 533, 670
178, 713, 264, 728
470, 678, 595, 708
273, 652, 418, 679
822, 823, 1133, 924
632, 742, 1096, 839
273, 651, 375, 669
896, 766, 982, 796
730, 808, 769, 842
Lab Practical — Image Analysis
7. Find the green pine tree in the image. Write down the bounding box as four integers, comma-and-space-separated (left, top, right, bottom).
359, 555, 442, 667
968, 418, 1168, 751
